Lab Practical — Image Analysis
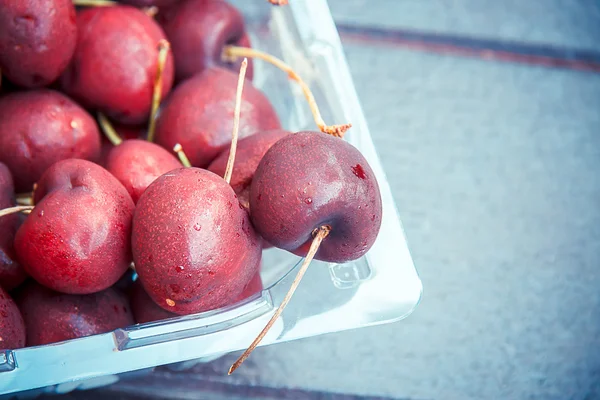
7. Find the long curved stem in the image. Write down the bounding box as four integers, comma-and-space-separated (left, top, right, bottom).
148, 40, 170, 142
223, 58, 248, 184
0, 206, 34, 218
222, 46, 351, 138
228, 225, 330, 374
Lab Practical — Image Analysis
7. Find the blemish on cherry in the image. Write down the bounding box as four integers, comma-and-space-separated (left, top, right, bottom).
351, 164, 366, 179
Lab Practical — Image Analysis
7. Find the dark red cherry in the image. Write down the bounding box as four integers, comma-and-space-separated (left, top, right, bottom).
132, 167, 262, 314
14, 159, 135, 294
154, 67, 280, 167
0, 90, 101, 193
0, 0, 77, 88
60, 5, 174, 125
0, 163, 27, 291
0, 286, 25, 350
17, 281, 133, 346
249, 131, 383, 263
105, 139, 181, 204
129, 279, 176, 324
158, 0, 253, 82
208, 129, 290, 209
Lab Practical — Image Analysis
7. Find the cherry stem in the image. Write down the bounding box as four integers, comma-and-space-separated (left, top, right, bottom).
72, 0, 117, 6
144, 6, 158, 17
15, 193, 33, 206
97, 112, 123, 146
148, 40, 170, 142
223, 58, 248, 185
228, 225, 331, 375
173, 144, 191, 167
267, 0, 289, 4
223, 46, 352, 138
0, 206, 34, 219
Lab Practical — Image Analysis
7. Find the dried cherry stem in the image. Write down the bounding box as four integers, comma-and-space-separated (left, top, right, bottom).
267, 0, 289, 5
148, 40, 170, 142
222, 46, 352, 138
97, 112, 123, 146
173, 144, 191, 167
228, 225, 331, 375
16, 193, 33, 206
224, 58, 248, 185
0, 206, 34, 219
72, 0, 117, 6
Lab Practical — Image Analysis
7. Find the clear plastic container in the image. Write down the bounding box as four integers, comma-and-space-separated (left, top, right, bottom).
0, 0, 422, 396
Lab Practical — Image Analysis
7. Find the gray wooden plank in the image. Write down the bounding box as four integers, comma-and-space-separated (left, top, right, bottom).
328, 0, 600, 52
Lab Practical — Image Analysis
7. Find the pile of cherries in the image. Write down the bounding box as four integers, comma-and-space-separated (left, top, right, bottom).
0, 0, 382, 373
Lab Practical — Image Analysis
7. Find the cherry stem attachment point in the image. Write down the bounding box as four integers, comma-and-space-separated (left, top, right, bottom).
148, 39, 170, 142
222, 46, 351, 138
228, 225, 331, 375
0, 206, 34, 219
72, 0, 117, 6
223, 58, 248, 185
97, 112, 123, 146
173, 144, 191, 167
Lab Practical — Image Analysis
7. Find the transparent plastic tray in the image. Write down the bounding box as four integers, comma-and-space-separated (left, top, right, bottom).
0, 0, 422, 396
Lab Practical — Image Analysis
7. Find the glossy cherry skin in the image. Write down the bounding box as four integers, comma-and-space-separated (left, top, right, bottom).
235, 271, 263, 302
17, 281, 133, 346
208, 129, 290, 209
158, 0, 253, 82
106, 139, 182, 204
154, 67, 280, 167
0, 90, 101, 193
0, 286, 25, 350
0, 0, 77, 88
249, 131, 383, 263
60, 6, 174, 125
15, 159, 135, 294
98, 123, 146, 168
130, 279, 176, 324
131, 269, 262, 324
0, 163, 27, 291
132, 167, 262, 315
